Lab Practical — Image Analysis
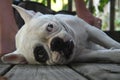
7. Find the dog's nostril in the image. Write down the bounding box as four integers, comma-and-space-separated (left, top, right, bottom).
51, 37, 65, 51
33, 45, 48, 63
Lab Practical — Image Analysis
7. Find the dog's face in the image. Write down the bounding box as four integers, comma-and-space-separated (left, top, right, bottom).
1, 5, 74, 65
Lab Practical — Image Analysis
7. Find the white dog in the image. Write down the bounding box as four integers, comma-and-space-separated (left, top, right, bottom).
1, 5, 120, 65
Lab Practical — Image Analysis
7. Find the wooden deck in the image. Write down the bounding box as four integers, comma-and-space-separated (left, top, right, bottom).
1, 62, 120, 80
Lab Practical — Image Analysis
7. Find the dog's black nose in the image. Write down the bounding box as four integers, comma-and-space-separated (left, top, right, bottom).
50, 37, 74, 59
50, 37, 65, 51
33, 45, 48, 63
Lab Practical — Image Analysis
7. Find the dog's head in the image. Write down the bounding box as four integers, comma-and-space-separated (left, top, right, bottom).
1, 5, 74, 65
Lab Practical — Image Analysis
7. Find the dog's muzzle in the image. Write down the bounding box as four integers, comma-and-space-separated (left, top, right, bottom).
50, 37, 74, 59
33, 37, 74, 64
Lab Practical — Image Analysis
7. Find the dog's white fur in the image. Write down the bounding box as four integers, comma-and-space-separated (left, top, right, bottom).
1, 5, 120, 65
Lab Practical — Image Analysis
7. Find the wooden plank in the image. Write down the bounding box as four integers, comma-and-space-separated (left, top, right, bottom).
5, 65, 87, 80
70, 63, 120, 80
0, 64, 12, 76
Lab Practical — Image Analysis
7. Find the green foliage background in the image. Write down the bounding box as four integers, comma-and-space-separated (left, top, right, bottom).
30, 0, 120, 31
31, 0, 109, 12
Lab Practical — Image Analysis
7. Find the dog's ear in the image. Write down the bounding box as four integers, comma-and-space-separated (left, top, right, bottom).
1, 53, 27, 64
12, 5, 32, 23
12, 5, 43, 23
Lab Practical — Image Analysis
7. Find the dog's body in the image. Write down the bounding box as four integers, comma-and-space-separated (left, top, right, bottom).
1, 5, 120, 65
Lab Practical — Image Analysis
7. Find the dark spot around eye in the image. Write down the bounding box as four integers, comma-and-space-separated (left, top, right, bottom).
46, 23, 54, 32
33, 45, 49, 63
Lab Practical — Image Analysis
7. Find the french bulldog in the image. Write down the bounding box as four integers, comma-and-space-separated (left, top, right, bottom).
1, 5, 120, 65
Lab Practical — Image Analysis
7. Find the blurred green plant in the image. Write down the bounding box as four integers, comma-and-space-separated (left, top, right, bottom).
31, 0, 68, 11
115, 19, 120, 30
30, 0, 120, 31
85, 0, 109, 13
98, 0, 109, 12
31, 0, 109, 12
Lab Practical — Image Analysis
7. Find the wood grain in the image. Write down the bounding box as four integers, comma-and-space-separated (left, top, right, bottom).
0, 64, 11, 76
5, 65, 87, 80
70, 63, 120, 80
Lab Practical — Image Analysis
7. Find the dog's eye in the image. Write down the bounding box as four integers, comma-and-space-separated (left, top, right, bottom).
46, 24, 54, 32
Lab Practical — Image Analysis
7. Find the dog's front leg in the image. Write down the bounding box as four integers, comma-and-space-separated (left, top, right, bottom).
76, 49, 120, 63
86, 26, 120, 49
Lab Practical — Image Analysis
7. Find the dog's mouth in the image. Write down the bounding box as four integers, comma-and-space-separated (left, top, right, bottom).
33, 37, 74, 65
50, 37, 74, 63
